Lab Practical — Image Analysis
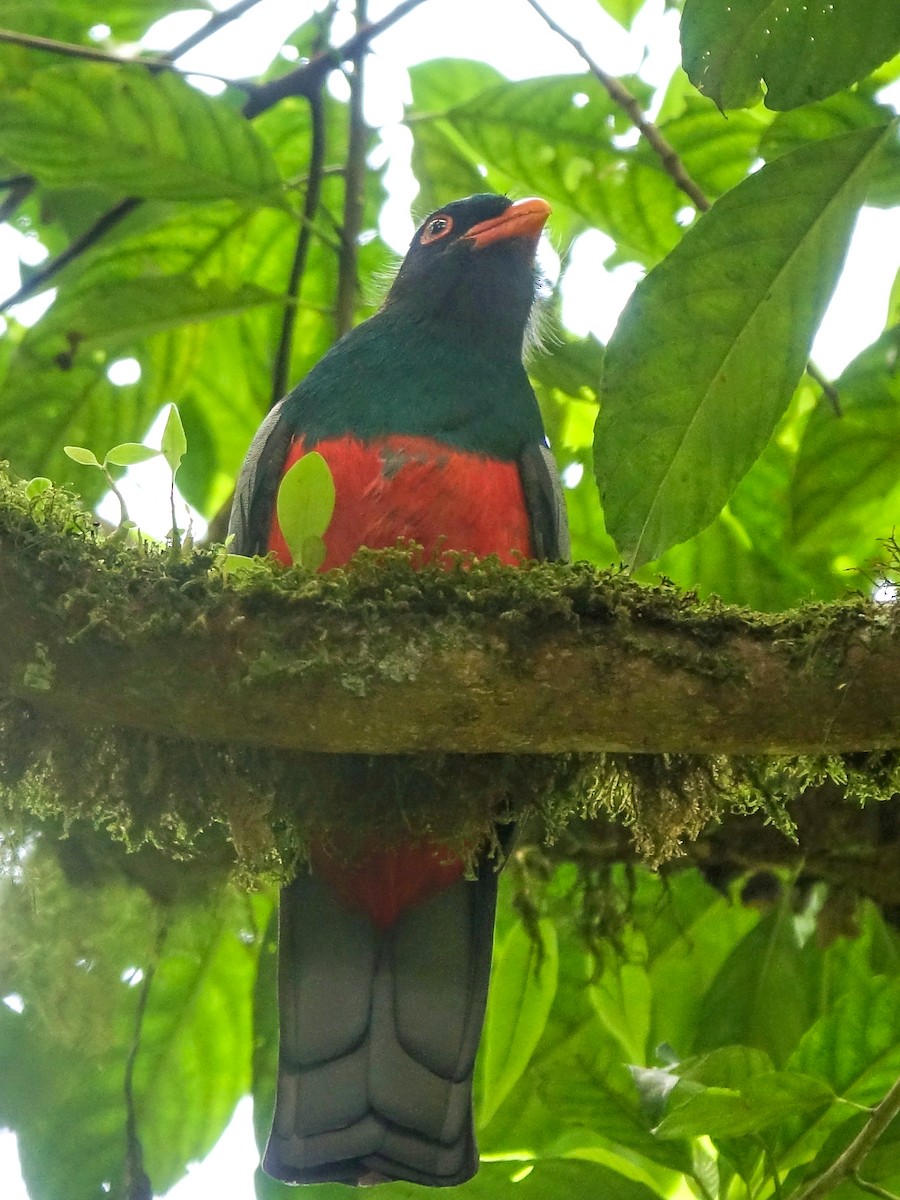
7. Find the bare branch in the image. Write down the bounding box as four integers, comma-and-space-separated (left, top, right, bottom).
243, 0, 430, 118
0, 175, 34, 224
161, 0, 270, 62
0, 27, 240, 89
790, 1077, 900, 1200
807, 360, 843, 417
522, 0, 711, 213
270, 92, 328, 409
335, 0, 369, 339
852, 1176, 900, 1200
0, 197, 140, 314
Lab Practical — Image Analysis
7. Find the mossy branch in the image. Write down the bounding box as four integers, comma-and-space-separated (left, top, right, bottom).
1, 473, 898, 758
3, 470, 900, 883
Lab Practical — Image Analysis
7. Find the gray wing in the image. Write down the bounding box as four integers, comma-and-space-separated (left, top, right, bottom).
519, 440, 570, 562
228, 397, 295, 556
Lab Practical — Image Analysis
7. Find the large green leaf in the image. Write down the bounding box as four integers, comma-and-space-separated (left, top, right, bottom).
681, 0, 900, 110
693, 906, 813, 1066
654, 1068, 832, 1139
0, 0, 204, 42
645, 383, 831, 608
0, 848, 268, 1197
0, 63, 285, 204
789, 974, 900, 1105
776, 974, 900, 1172
375, 1158, 665, 1200
654, 99, 771, 202
790, 328, 900, 566
596, 123, 893, 566
598, 0, 645, 29
480, 919, 559, 1126
761, 91, 900, 207
28, 277, 282, 356
134, 891, 270, 1190
408, 71, 679, 265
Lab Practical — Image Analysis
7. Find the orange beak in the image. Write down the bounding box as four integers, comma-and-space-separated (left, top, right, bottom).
462, 197, 552, 249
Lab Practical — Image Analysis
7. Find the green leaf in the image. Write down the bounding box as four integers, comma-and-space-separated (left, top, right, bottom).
275, 452, 336, 566
373, 1158, 664, 1200
0, 63, 285, 204
104, 442, 161, 467
693, 907, 812, 1066
598, 0, 645, 29
654, 1071, 832, 1138
63, 444, 101, 467
160, 403, 187, 475
656, 97, 772, 201
760, 91, 900, 207
300, 534, 327, 572
29, 277, 284, 357
681, 0, 900, 111
678, 1044, 775, 1088
24, 476, 52, 497
790, 328, 900, 562
135, 891, 272, 1190
480, 919, 559, 1126
409, 72, 679, 266
590, 960, 651, 1063
790, 974, 900, 1105
596, 123, 894, 566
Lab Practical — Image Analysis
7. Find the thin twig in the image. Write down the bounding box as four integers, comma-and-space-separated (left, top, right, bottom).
522, 0, 711, 213
0, 27, 239, 89
806, 359, 842, 416
123, 925, 167, 1200
161, 0, 269, 62
270, 92, 327, 409
335, 0, 369, 339
0, 3, 426, 313
853, 1175, 900, 1200
0, 196, 140, 313
0, 175, 34, 224
243, 0, 430, 118
790, 1077, 900, 1200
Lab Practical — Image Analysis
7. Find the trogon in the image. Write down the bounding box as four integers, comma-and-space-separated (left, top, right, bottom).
229, 193, 569, 1187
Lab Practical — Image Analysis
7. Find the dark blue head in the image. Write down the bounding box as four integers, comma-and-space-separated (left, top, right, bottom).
384, 194, 551, 362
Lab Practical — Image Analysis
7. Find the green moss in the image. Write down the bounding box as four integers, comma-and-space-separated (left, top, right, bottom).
1, 466, 898, 885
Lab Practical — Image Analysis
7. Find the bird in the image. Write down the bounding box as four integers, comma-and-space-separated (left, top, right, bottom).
229, 193, 569, 1187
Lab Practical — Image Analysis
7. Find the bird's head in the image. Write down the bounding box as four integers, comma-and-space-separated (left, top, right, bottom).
384, 194, 551, 362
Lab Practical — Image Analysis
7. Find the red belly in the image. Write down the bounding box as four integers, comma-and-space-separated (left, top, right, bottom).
267, 433, 531, 925
267, 434, 534, 570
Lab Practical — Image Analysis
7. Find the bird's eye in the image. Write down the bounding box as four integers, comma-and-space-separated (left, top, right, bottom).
420, 214, 454, 245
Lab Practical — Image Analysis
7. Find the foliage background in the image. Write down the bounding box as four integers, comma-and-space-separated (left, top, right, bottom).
1, 0, 900, 1197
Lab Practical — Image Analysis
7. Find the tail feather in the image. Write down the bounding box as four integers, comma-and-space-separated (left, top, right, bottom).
263, 857, 500, 1186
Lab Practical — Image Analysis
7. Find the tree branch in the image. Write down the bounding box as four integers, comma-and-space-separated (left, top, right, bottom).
0, 27, 242, 90
270, 91, 327, 409
1, 493, 898, 755
160, 0, 269, 62
0, 0, 426, 316
807, 359, 842, 417
335, 0, 369, 339
242, 0, 430, 118
0, 146, 202, 317
0, 197, 140, 314
522, 0, 711, 213
790, 1077, 900, 1200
